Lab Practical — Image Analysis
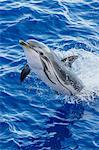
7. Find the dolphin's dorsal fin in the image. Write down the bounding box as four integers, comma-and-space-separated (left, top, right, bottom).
61, 55, 78, 67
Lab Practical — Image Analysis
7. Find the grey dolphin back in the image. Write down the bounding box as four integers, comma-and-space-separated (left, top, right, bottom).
50, 53, 83, 93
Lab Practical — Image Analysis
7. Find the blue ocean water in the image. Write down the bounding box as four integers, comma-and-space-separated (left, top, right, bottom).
0, 0, 99, 150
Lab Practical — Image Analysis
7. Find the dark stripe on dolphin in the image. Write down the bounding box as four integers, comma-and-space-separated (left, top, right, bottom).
42, 56, 73, 94
41, 58, 56, 85
54, 72, 73, 95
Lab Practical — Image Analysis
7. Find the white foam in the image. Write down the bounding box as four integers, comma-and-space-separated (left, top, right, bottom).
55, 49, 99, 102
59, 0, 84, 3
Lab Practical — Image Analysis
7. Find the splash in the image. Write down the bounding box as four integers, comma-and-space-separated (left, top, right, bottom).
55, 49, 99, 102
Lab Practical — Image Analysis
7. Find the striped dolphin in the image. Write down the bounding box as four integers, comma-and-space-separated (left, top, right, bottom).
19, 39, 84, 95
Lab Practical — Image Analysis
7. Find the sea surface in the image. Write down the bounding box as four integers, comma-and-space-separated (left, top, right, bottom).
0, 0, 99, 150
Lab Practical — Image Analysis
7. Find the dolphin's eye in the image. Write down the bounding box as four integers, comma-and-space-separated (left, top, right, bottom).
40, 52, 44, 56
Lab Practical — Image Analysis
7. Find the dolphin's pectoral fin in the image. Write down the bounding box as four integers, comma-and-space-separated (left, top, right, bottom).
20, 64, 30, 82
61, 55, 78, 67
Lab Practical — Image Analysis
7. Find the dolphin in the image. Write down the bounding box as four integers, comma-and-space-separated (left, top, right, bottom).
19, 39, 84, 95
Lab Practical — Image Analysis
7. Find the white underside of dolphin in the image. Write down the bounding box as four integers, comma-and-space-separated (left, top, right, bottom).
20, 39, 84, 96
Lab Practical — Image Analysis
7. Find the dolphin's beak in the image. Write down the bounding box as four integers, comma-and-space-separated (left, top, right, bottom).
19, 40, 30, 48
19, 40, 39, 54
